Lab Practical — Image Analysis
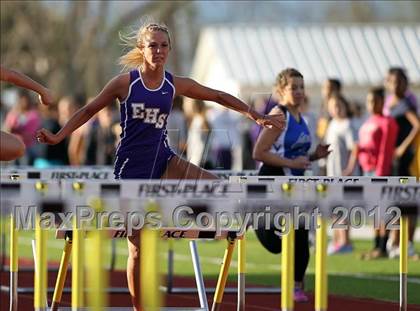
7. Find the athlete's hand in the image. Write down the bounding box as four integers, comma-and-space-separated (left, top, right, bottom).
394, 146, 405, 159
342, 167, 353, 176
256, 113, 285, 130
38, 88, 54, 106
290, 156, 311, 169
36, 128, 61, 145
311, 144, 331, 161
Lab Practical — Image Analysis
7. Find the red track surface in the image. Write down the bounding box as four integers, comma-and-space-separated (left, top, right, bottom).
1, 258, 420, 311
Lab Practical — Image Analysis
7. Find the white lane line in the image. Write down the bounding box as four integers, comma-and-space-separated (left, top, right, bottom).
16, 237, 420, 284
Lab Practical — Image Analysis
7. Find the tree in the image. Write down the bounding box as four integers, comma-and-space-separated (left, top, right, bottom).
1, 1, 193, 98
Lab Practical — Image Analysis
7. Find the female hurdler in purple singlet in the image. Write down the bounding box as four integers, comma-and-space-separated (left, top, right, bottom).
36, 22, 285, 309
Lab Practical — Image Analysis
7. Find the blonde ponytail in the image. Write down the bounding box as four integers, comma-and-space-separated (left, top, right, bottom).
118, 26, 143, 71
118, 48, 144, 71
118, 20, 171, 71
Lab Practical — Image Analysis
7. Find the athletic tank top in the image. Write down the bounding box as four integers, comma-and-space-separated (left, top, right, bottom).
116, 69, 175, 157
269, 105, 311, 175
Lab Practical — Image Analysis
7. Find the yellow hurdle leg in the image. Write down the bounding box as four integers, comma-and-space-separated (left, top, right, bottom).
281, 220, 294, 311
72, 220, 84, 310
211, 236, 236, 311
140, 228, 161, 310
34, 215, 47, 311
167, 239, 175, 292
237, 236, 246, 311
400, 216, 408, 311
86, 197, 108, 310
140, 200, 162, 311
86, 229, 108, 310
51, 235, 72, 311
9, 214, 18, 311
315, 217, 328, 311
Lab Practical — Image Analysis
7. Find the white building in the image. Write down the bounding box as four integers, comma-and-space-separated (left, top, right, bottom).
190, 23, 420, 106
186, 23, 420, 169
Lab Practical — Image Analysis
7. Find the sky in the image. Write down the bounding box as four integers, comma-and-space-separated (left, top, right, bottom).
38, 1, 418, 25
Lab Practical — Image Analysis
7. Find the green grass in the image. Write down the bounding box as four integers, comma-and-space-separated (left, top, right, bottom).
1, 223, 420, 305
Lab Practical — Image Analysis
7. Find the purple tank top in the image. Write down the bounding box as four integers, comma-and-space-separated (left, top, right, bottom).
116, 69, 175, 157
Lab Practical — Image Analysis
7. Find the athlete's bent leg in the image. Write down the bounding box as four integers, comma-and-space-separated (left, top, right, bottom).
162, 155, 218, 180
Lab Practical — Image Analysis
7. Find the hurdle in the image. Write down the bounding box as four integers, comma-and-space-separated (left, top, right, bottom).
1, 179, 249, 309
0, 167, 258, 181
9, 214, 18, 311
211, 233, 236, 311
83, 178, 418, 311
1, 166, 212, 310
237, 237, 246, 311
86, 196, 109, 310
232, 176, 418, 311
1, 180, 62, 311
50, 178, 248, 311
136, 178, 418, 311
141, 201, 162, 310
400, 216, 408, 311
315, 184, 328, 311
51, 233, 72, 310
1, 176, 418, 310
0, 167, 256, 284
34, 213, 47, 311
0, 167, 259, 304
190, 239, 209, 310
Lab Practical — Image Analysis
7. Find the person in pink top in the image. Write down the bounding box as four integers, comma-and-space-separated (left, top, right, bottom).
0, 66, 53, 161
344, 86, 398, 259
344, 86, 398, 176
4, 90, 42, 164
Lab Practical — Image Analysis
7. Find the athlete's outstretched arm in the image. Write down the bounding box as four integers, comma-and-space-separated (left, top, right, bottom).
0, 66, 53, 106
37, 74, 129, 145
174, 76, 285, 129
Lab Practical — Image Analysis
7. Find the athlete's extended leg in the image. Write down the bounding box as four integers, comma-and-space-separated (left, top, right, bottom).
0, 131, 25, 161
127, 231, 141, 310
